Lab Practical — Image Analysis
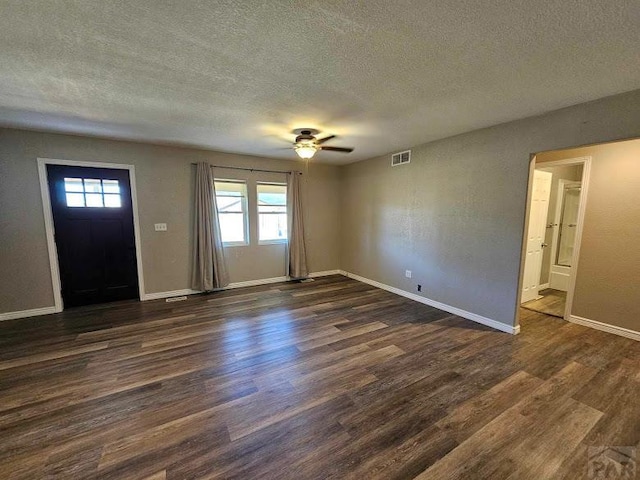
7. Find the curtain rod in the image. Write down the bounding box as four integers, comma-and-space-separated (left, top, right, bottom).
191, 163, 302, 175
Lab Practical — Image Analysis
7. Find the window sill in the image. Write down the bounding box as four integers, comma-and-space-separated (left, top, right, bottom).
223, 242, 249, 247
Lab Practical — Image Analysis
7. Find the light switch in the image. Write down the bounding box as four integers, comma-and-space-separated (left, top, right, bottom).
154, 223, 167, 232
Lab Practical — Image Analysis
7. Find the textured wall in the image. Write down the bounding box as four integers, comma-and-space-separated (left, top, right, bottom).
341, 89, 640, 329
0, 129, 341, 313
537, 140, 640, 332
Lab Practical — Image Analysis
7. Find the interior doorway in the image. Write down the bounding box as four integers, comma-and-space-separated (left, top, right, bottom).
38, 158, 145, 312
520, 156, 590, 319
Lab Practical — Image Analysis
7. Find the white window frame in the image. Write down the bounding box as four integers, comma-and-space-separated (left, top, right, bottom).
257, 181, 288, 245
215, 179, 249, 246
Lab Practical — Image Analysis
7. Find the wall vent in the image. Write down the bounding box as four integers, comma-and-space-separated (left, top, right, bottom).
391, 150, 411, 166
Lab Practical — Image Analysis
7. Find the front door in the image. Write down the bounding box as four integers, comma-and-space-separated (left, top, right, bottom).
521, 169, 552, 303
47, 165, 139, 308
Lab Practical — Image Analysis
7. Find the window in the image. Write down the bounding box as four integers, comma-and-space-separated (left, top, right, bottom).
257, 183, 287, 243
64, 177, 121, 208
215, 180, 248, 245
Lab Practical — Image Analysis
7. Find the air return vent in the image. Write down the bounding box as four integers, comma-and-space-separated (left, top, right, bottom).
391, 150, 411, 166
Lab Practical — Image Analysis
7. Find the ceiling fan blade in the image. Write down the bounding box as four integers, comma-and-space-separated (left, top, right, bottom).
316, 135, 336, 144
320, 146, 354, 153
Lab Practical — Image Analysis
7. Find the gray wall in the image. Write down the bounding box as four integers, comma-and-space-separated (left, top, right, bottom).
340, 89, 640, 329
0, 129, 341, 313
2, 89, 640, 333
537, 139, 640, 332
537, 164, 583, 285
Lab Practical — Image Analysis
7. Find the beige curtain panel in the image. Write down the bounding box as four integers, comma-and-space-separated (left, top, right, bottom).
191, 163, 229, 291
287, 171, 309, 279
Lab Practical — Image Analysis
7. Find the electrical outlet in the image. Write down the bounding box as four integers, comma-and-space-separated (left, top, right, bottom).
417, 285, 422, 292
405, 270, 412, 278
154, 223, 167, 232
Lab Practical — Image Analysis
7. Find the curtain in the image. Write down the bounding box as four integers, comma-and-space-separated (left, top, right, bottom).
191, 163, 229, 291
287, 171, 309, 278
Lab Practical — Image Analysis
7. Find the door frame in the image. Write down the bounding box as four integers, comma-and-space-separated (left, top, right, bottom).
37, 158, 146, 312
517, 155, 591, 323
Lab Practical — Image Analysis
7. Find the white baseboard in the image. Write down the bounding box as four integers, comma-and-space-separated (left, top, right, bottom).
341, 271, 519, 335
225, 270, 342, 290
226, 276, 288, 290
0, 306, 59, 322
539, 283, 550, 291
569, 315, 640, 342
141, 270, 343, 301
141, 289, 202, 301
308, 270, 342, 278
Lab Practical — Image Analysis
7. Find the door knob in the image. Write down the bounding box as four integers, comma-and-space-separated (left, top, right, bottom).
541, 243, 548, 248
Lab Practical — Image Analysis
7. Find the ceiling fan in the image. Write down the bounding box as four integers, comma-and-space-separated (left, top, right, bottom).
291, 128, 354, 159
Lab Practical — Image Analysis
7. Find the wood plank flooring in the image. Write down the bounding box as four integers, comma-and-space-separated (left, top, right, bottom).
0, 275, 638, 479
522, 288, 567, 318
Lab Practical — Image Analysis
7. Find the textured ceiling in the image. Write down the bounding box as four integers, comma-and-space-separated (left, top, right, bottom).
1, 1, 639, 164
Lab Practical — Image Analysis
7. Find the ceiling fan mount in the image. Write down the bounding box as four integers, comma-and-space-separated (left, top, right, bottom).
292, 127, 320, 138
290, 128, 354, 159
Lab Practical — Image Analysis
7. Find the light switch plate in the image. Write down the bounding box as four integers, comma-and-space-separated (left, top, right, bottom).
154, 223, 167, 231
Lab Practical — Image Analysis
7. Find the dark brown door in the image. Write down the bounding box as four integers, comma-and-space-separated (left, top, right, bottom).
47, 165, 139, 308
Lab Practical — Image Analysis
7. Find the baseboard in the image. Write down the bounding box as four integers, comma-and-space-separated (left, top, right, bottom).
341, 271, 519, 335
539, 283, 550, 291
569, 315, 640, 342
226, 276, 289, 289
141, 289, 202, 301
221, 270, 343, 290
142, 270, 343, 301
308, 270, 342, 278
0, 306, 59, 322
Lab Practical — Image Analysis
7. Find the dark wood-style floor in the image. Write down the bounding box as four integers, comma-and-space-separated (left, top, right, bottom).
0, 275, 638, 479
522, 288, 567, 318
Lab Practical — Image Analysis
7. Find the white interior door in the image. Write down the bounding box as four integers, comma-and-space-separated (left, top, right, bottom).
521, 170, 552, 303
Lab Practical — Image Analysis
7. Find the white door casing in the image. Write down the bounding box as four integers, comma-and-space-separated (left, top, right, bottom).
521, 170, 552, 303
37, 158, 146, 313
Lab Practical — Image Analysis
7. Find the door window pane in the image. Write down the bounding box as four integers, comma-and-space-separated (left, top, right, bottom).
102, 180, 120, 194
83, 179, 102, 193
85, 193, 104, 207
104, 194, 122, 208
64, 178, 84, 192
65, 192, 85, 207
62, 177, 122, 208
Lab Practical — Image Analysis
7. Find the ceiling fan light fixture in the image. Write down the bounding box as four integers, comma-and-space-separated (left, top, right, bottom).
294, 143, 317, 159
290, 128, 353, 158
